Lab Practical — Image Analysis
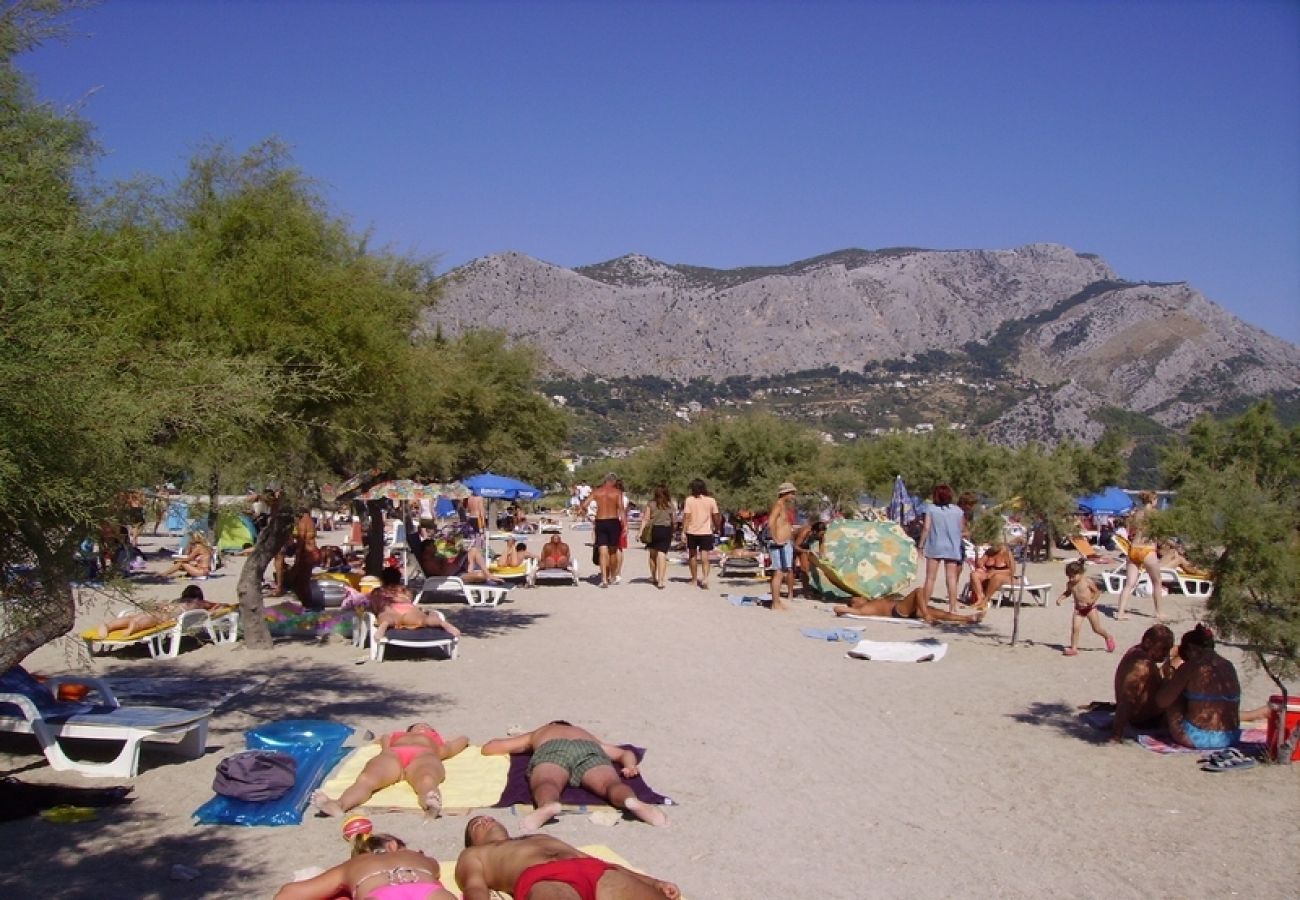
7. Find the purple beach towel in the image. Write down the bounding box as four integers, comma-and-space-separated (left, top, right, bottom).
494, 745, 673, 808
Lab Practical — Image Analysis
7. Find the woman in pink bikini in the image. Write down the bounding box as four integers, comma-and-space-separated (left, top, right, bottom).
311, 723, 468, 818
273, 824, 455, 900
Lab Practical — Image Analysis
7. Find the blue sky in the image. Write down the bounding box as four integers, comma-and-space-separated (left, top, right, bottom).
23, 0, 1300, 342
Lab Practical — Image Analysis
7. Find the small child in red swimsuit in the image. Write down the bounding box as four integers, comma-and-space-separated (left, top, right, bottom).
1057, 559, 1115, 657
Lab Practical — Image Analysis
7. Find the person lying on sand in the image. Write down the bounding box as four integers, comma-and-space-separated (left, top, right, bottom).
457, 815, 680, 900
91, 584, 218, 639
311, 723, 468, 818
480, 721, 667, 832
1111, 624, 1174, 741
274, 822, 455, 900
832, 586, 983, 625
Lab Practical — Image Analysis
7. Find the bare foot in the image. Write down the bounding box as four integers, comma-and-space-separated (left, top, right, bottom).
519, 801, 561, 833
310, 790, 345, 817
422, 787, 443, 818
624, 797, 668, 827
94, 624, 108, 640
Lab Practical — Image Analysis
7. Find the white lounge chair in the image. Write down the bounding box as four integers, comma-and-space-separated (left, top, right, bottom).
990, 576, 1052, 608
530, 562, 579, 586
359, 611, 458, 662
463, 585, 511, 607
82, 605, 239, 659
0, 666, 211, 778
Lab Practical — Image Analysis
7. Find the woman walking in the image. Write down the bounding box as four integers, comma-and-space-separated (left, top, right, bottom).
644, 485, 676, 589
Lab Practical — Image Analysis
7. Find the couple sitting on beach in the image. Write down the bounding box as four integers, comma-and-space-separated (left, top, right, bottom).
311, 719, 666, 830
1111, 623, 1259, 750
277, 814, 679, 900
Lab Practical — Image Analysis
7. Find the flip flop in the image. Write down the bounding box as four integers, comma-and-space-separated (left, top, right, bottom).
1201, 751, 1258, 773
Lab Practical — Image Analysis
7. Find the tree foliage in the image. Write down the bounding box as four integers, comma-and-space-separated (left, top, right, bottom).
1158, 402, 1300, 688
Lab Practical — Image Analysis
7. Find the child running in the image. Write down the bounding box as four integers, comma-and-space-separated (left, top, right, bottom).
1057, 559, 1115, 657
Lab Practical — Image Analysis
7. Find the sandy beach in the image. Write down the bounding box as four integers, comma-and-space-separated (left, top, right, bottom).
3, 523, 1296, 899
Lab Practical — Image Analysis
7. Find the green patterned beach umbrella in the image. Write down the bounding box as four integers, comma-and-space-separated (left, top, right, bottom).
817, 519, 918, 599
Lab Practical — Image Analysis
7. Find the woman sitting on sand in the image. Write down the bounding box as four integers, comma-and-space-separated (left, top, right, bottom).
1155, 624, 1242, 750
273, 820, 455, 900
160, 531, 212, 580
833, 585, 983, 625
967, 542, 1015, 609
311, 723, 469, 818
91, 584, 217, 639
367, 568, 462, 642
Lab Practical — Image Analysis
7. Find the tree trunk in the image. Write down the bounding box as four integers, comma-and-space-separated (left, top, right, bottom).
237, 504, 294, 649
1258, 652, 1296, 765
0, 522, 79, 671
365, 500, 386, 575
207, 471, 220, 532
1009, 553, 1025, 646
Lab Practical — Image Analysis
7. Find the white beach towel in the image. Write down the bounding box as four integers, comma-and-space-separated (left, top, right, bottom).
834, 612, 925, 626
846, 638, 947, 663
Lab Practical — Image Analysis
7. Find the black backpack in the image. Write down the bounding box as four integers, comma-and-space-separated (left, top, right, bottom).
212, 751, 297, 802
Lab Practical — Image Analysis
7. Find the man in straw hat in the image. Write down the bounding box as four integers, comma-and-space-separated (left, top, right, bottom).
767, 482, 799, 610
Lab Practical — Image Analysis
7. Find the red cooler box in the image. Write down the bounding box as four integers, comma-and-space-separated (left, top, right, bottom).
1266, 694, 1300, 762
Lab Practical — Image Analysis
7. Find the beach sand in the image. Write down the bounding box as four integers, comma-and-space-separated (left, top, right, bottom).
3, 524, 1296, 898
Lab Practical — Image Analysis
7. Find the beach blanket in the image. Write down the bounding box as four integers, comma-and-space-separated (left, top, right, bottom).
846, 638, 947, 663
496, 745, 673, 810
319, 744, 508, 812
834, 612, 925, 626
1080, 708, 1267, 753
1136, 728, 1266, 755
800, 627, 863, 642
726, 593, 771, 607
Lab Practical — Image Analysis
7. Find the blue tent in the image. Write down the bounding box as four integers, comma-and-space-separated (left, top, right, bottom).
463, 473, 543, 500
1076, 486, 1133, 516
434, 497, 457, 518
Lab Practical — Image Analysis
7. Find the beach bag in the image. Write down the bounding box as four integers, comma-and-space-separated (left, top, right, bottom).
212, 750, 297, 802
639, 520, 653, 545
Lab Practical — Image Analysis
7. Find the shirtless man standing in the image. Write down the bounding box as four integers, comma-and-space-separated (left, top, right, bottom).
465, 494, 487, 535
480, 721, 667, 832
581, 475, 625, 588
458, 816, 679, 900
1111, 624, 1174, 742
766, 482, 798, 611
289, 508, 320, 608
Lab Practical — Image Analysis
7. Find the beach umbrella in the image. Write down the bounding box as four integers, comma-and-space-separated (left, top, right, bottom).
1076, 486, 1133, 516
816, 519, 918, 599
462, 473, 543, 500
355, 479, 440, 502
433, 481, 472, 500
888, 475, 914, 526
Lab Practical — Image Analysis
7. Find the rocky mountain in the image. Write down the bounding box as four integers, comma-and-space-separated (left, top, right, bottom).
423, 244, 1300, 445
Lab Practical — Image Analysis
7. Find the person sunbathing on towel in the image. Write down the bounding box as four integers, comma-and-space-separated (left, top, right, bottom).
274, 823, 456, 900
832, 585, 984, 625
368, 568, 462, 642
480, 721, 668, 832
311, 723, 469, 818
457, 815, 680, 900
1110, 623, 1174, 741
91, 584, 218, 639
497, 541, 535, 569
159, 531, 213, 579
537, 534, 572, 569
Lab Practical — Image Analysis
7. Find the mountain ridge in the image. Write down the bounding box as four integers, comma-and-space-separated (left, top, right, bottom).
425, 243, 1300, 446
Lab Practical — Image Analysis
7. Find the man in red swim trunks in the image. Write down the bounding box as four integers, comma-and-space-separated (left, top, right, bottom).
457, 815, 679, 900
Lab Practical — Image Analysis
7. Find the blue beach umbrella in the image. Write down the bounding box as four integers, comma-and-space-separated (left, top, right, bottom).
1076, 486, 1133, 516
888, 475, 915, 526
463, 473, 543, 500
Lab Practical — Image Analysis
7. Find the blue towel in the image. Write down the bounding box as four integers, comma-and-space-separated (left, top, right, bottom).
800, 628, 863, 642
727, 594, 769, 606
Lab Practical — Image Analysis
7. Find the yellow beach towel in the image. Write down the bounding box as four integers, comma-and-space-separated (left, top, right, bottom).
320, 744, 508, 812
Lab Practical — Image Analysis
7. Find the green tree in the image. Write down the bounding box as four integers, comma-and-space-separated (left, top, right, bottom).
1158, 402, 1300, 758
0, 2, 284, 669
